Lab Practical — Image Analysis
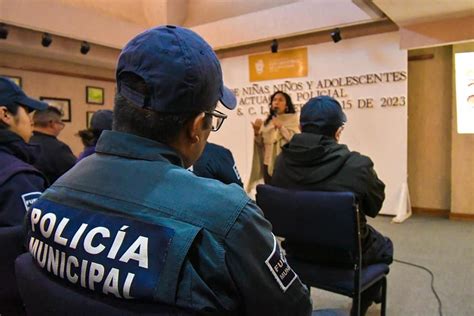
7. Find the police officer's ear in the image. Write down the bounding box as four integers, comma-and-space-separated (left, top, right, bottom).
0, 106, 13, 126
188, 112, 208, 144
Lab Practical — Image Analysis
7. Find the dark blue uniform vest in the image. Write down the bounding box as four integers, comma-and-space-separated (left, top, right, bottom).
26, 131, 311, 315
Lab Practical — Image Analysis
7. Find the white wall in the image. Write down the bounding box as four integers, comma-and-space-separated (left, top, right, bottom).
214, 32, 407, 215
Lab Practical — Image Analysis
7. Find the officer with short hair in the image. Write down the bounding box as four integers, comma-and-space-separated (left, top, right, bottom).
31, 106, 76, 184
0, 77, 48, 227
25, 26, 312, 315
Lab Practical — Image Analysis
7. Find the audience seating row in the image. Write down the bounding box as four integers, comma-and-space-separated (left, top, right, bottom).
1, 186, 388, 316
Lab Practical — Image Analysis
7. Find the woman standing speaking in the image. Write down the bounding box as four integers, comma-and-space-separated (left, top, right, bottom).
247, 90, 299, 191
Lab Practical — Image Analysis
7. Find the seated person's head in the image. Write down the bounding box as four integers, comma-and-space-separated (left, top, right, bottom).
77, 110, 113, 146
0, 77, 47, 142
114, 26, 236, 167
299, 96, 347, 141
33, 106, 65, 137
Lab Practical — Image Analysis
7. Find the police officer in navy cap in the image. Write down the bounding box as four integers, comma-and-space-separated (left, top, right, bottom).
191, 142, 243, 186
0, 77, 48, 227
25, 26, 312, 315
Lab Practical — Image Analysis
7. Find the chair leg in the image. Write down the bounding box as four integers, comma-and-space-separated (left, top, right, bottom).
351, 293, 360, 316
380, 277, 387, 316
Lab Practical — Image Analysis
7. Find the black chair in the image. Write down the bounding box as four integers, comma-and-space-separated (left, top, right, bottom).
15, 253, 195, 316
256, 184, 389, 316
0, 225, 26, 314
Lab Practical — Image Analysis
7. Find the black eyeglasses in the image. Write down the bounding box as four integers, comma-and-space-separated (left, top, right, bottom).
204, 109, 227, 132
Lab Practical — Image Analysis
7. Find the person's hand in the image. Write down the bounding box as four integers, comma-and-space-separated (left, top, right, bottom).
272, 117, 282, 129
252, 119, 263, 135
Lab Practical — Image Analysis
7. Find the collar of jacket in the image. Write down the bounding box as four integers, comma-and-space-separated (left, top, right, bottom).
95, 130, 184, 166
33, 130, 57, 139
0, 129, 42, 164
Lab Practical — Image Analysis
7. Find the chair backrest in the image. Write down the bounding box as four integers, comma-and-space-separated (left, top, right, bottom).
0, 225, 26, 305
15, 253, 195, 316
256, 184, 359, 253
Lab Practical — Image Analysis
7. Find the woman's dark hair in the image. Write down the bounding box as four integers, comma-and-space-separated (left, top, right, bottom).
264, 91, 296, 126
113, 73, 213, 144
77, 129, 97, 147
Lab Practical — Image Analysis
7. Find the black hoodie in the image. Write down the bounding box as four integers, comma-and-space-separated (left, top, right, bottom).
271, 133, 387, 263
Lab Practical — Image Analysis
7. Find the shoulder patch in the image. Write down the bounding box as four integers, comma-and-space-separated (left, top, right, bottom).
265, 234, 298, 292
21, 192, 42, 212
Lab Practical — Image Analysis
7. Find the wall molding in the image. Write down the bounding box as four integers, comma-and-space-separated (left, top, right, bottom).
0, 64, 115, 83
408, 54, 435, 62
412, 207, 450, 218
449, 212, 474, 221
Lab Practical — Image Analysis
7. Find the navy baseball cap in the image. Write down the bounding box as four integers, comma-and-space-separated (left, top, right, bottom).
91, 110, 113, 131
116, 25, 236, 113
300, 96, 347, 128
0, 77, 48, 112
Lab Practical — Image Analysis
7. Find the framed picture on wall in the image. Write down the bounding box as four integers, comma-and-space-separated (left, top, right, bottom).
39, 97, 71, 122
1, 75, 22, 87
86, 86, 104, 105
86, 111, 95, 128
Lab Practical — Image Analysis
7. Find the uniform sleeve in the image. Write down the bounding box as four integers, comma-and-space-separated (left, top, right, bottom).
359, 165, 385, 218
56, 144, 77, 176
225, 201, 312, 316
0, 172, 46, 226
215, 149, 243, 187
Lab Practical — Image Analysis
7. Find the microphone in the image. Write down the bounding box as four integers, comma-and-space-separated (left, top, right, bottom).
270, 108, 278, 118
264, 108, 278, 126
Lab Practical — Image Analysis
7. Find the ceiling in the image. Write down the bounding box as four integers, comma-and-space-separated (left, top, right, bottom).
1, 0, 473, 49
372, 0, 474, 26
51, 0, 474, 30
0, 0, 472, 69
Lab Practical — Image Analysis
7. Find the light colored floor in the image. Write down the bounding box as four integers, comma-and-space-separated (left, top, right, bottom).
309, 215, 474, 316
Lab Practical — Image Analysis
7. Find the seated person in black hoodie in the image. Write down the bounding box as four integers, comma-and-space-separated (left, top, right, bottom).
271, 95, 393, 315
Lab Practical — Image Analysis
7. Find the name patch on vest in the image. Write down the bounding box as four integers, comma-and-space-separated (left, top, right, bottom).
27, 199, 175, 300
265, 234, 298, 292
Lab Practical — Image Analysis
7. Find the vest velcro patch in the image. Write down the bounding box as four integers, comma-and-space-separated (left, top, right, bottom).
21, 192, 42, 212
265, 234, 298, 292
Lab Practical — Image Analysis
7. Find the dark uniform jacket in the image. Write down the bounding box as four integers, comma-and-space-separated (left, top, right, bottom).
30, 131, 76, 185
0, 130, 46, 227
192, 142, 243, 186
271, 133, 392, 266
25, 131, 312, 315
